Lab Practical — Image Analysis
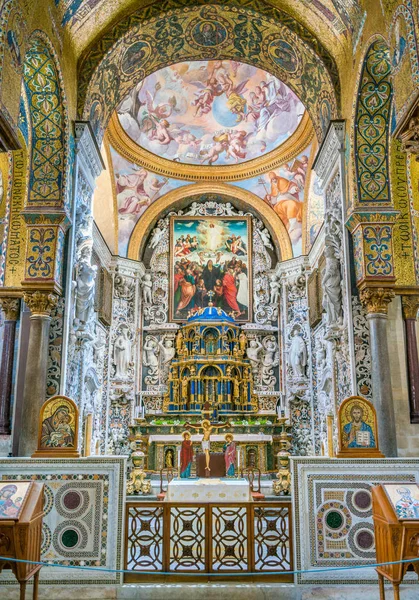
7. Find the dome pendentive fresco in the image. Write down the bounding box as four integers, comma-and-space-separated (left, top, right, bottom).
116, 60, 305, 166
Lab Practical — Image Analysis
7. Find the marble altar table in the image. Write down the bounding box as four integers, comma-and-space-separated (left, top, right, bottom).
166, 477, 251, 502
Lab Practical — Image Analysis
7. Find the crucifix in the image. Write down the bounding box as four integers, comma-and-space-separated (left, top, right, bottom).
184, 419, 231, 474
207, 290, 215, 306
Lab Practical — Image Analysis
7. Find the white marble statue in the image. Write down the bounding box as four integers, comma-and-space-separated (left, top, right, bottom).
184, 202, 200, 215
114, 325, 132, 379
269, 274, 280, 305
141, 273, 153, 305
262, 337, 279, 376
75, 246, 97, 326
158, 335, 175, 364
289, 329, 307, 378
143, 336, 159, 368
322, 245, 342, 326
259, 227, 274, 250
246, 339, 263, 374
149, 224, 164, 249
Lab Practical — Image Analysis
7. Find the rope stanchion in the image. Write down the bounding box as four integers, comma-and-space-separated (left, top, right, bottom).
1, 555, 419, 578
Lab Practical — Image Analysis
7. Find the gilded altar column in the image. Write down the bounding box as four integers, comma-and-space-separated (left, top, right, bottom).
360, 288, 397, 456
401, 296, 419, 423
0, 298, 20, 434
18, 291, 58, 456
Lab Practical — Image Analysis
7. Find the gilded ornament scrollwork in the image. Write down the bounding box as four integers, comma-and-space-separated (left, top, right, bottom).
359, 287, 395, 315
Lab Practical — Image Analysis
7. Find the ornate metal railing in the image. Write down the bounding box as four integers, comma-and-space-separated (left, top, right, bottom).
124, 501, 293, 582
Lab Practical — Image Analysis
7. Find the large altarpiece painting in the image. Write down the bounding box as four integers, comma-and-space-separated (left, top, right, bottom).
170, 215, 252, 322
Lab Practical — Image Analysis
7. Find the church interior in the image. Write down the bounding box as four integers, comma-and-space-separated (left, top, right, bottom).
1, 1, 419, 598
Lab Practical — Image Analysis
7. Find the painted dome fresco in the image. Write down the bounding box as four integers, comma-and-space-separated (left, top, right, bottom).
116, 60, 306, 167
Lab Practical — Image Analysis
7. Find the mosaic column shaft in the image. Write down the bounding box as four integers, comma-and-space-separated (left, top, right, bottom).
18, 292, 57, 456
402, 296, 419, 423
0, 299, 20, 435
361, 288, 397, 457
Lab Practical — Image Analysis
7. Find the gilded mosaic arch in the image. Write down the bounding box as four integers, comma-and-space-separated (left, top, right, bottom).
78, 1, 339, 142
127, 183, 293, 262
22, 30, 69, 208
354, 39, 393, 206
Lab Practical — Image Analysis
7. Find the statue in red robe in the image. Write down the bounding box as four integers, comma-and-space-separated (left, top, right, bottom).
180, 431, 194, 478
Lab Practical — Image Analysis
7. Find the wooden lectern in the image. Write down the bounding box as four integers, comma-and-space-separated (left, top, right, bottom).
372, 483, 419, 599
0, 481, 44, 599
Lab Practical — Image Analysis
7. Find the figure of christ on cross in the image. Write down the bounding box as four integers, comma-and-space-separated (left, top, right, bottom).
184, 419, 231, 474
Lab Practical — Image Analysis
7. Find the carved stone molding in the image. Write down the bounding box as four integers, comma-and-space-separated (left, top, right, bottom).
74, 121, 104, 186
312, 120, 345, 188
0, 298, 20, 321
360, 288, 395, 315
23, 291, 58, 317
402, 295, 419, 320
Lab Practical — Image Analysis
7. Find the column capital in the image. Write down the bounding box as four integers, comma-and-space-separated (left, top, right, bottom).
0, 298, 20, 321
402, 295, 419, 320
360, 287, 395, 315
23, 291, 58, 317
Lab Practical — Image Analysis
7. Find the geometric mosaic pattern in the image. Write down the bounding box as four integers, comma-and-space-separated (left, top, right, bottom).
0, 457, 125, 585
293, 458, 419, 584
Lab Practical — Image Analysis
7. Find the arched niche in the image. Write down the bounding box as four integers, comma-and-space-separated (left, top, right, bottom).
127, 183, 293, 262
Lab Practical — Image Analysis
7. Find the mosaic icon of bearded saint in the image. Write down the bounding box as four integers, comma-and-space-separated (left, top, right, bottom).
41, 406, 75, 449
342, 404, 375, 449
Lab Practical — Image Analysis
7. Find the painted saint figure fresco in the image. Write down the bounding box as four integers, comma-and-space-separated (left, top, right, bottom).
171, 217, 251, 321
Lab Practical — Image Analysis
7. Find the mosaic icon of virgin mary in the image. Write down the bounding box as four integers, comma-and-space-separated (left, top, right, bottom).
41, 405, 75, 449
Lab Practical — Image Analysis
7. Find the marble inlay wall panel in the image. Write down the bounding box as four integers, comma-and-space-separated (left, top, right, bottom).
292, 457, 419, 584
0, 457, 125, 585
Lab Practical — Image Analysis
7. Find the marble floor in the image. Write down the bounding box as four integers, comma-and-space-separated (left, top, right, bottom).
0, 584, 418, 599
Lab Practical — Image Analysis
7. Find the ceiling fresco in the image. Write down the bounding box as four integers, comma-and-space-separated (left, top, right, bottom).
108, 146, 194, 256
117, 61, 305, 167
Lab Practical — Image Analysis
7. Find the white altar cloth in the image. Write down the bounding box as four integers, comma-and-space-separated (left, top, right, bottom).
166, 477, 251, 502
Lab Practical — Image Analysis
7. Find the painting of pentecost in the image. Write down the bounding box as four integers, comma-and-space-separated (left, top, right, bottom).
171, 216, 251, 322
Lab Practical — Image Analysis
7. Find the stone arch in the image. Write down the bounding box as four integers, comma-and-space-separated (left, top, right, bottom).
22, 31, 69, 209
354, 39, 393, 205
78, 1, 339, 142
127, 182, 293, 262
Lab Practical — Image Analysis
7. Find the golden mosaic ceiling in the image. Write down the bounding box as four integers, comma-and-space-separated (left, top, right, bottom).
65, 0, 350, 65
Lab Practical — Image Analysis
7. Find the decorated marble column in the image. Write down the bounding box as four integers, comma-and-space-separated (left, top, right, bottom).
18, 291, 58, 456
401, 295, 419, 423
360, 288, 397, 457
0, 298, 20, 434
